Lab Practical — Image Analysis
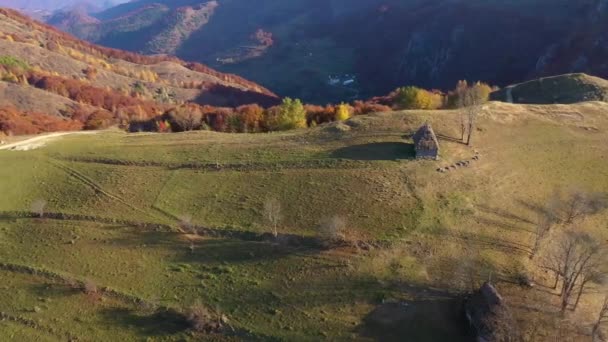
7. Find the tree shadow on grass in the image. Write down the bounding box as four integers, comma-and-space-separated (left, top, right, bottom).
331, 142, 415, 161
29, 282, 76, 299
106, 230, 318, 265
99, 307, 189, 336
360, 298, 474, 342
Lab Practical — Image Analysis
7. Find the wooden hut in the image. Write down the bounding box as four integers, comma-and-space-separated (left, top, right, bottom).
465, 282, 522, 342
412, 123, 439, 160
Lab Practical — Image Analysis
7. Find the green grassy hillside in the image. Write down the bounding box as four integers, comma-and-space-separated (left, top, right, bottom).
1, 102, 607, 340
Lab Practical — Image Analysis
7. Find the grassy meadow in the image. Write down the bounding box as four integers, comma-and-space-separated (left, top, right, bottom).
1, 102, 608, 341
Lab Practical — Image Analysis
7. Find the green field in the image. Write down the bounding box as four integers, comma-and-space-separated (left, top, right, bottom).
1, 102, 607, 340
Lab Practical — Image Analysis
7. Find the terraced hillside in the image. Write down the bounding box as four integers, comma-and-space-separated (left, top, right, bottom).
0, 102, 607, 340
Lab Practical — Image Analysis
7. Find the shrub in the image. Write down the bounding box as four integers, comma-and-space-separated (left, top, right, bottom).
83, 279, 98, 295
352, 101, 392, 115
305, 104, 334, 126
185, 302, 222, 333
31, 199, 47, 218
0, 55, 29, 70
391, 86, 443, 110
156, 120, 171, 133
84, 110, 115, 130
83, 66, 98, 80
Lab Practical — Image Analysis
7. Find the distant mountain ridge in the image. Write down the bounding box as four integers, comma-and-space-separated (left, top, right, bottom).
28, 0, 608, 103
0, 0, 128, 12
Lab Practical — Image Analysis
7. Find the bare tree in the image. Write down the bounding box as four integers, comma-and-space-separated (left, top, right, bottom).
263, 198, 281, 238
573, 270, 605, 311
179, 214, 197, 235
530, 212, 554, 259
455, 81, 468, 142
83, 279, 98, 295
31, 199, 47, 218
558, 189, 608, 225
592, 296, 608, 341
318, 216, 347, 245
185, 301, 222, 333
457, 83, 487, 146
543, 231, 605, 314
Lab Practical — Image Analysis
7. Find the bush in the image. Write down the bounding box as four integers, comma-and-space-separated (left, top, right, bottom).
352, 101, 392, 115
391, 86, 443, 110
185, 303, 222, 333
84, 110, 115, 130
0, 55, 29, 70
305, 104, 334, 126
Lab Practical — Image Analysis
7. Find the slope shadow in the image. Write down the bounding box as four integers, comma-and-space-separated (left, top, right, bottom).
331, 142, 415, 161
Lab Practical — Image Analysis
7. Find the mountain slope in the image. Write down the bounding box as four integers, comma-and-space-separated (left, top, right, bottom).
0, 8, 277, 134
49, 0, 608, 103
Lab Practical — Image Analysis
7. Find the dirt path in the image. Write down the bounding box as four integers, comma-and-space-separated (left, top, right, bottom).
0, 131, 98, 151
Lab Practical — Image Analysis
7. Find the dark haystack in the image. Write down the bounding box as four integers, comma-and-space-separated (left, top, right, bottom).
412, 123, 439, 160
465, 282, 522, 342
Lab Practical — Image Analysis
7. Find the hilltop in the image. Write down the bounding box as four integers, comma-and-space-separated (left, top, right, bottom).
44, 0, 608, 103
0, 8, 277, 134
491, 73, 608, 104
0, 101, 607, 340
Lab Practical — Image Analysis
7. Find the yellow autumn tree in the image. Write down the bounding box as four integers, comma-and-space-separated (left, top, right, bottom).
335, 103, 352, 121
393, 86, 443, 110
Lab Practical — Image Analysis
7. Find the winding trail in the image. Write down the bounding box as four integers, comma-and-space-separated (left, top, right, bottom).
0, 131, 98, 151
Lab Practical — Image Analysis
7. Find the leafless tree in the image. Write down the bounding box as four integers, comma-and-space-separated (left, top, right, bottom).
455, 81, 468, 142
457, 84, 486, 146
543, 231, 605, 314
179, 214, 197, 235
592, 296, 608, 341
318, 216, 347, 245
185, 302, 222, 333
263, 198, 281, 238
530, 212, 554, 259
558, 189, 608, 225
31, 199, 47, 218
573, 270, 605, 311
83, 279, 98, 295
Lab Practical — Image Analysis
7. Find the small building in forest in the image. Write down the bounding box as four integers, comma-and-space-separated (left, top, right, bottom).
412, 123, 439, 160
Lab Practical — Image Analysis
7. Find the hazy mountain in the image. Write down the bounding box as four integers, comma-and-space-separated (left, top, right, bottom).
0, 0, 129, 12
48, 0, 608, 103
